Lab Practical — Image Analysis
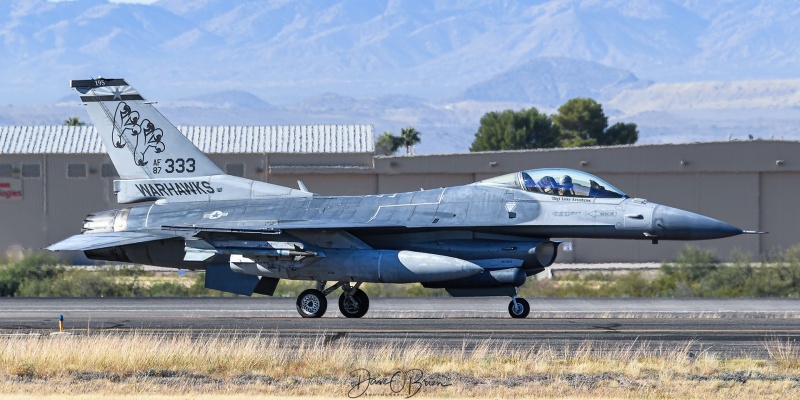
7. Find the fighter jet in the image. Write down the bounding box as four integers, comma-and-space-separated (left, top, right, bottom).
48, 78, 754, 318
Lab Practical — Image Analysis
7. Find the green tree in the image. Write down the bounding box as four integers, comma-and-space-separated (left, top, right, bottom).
0, 253, 61, 296
553, 98, 606, 147
63, 116, 87, 126
399, 126, 421, 155
470, 108, 560, 151
603, 122, 639, 145
375, 131, 403, 156
553, 98, 638, 147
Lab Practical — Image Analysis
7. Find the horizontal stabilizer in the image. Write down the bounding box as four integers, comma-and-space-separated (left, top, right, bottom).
46, 231, 179, 251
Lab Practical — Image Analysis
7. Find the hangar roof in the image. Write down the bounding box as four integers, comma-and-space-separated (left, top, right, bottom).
0, 125, 374, 154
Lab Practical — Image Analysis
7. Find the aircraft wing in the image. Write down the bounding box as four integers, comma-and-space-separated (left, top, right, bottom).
47, 231, 181, 251
47, 221, 393, 253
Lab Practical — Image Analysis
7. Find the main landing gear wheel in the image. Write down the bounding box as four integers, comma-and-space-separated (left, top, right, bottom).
339, 289, 370, 318
508, 298, 530, 319
296, 289, 327, 318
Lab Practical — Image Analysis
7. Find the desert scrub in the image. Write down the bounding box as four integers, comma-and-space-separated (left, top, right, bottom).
1, 334, 799, 398
0, 254, 228, 297
522, 245, 800, 298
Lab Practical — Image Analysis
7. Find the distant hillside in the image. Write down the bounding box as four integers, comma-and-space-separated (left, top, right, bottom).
172, 91, 274, 109
607, 80, 800, 112
2, 0, 800, 104
458, 57, 649, 106
3, 0, 800, 153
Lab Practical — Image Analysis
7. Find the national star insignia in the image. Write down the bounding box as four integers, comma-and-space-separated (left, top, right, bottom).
203, 210, 229, 220
110, 87, 123, 100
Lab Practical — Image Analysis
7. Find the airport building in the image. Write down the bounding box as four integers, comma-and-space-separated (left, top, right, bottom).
1, 125, 798, 264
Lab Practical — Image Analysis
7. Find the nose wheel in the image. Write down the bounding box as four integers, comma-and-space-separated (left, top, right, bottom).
508, 297, 530, 318
339, 288, 369, 318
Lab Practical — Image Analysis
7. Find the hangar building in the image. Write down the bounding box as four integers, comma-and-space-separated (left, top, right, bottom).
0, 124, 374, 259
1, 125, 797, 263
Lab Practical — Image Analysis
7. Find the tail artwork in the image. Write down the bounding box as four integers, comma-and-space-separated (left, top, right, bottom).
71, 78, 310, 204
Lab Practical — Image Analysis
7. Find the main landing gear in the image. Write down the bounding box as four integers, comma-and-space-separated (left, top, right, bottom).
296, 289, 327, 318
295, 281, 369, 318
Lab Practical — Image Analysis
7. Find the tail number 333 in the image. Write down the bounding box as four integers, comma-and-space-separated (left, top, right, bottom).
163, 158, 195, 174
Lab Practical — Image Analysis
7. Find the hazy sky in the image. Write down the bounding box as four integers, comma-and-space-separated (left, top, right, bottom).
49, 0, 161, 3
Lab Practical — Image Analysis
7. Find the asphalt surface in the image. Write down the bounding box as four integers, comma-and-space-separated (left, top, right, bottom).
2, 297, 799, 357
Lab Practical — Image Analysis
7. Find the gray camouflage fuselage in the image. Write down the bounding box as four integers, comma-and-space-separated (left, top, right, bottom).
49, 78, 748, 304
84, 181, 742, 273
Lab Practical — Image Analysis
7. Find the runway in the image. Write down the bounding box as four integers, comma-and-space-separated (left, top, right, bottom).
2, 297, 799, 357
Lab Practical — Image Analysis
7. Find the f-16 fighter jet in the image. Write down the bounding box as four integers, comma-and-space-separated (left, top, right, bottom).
49, 78, 754, 318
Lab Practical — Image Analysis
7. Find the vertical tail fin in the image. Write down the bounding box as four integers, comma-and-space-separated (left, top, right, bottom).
71, 78, 223, 179
71, 78, 308, 204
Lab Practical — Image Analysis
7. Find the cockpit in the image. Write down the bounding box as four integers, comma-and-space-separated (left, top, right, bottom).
477, 168, 627, 199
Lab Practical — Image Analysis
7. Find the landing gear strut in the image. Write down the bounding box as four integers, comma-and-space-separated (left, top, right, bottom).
508, 288, 530, 318
295, 281, 369, 318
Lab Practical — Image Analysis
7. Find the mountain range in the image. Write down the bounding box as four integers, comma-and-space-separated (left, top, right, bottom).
1, 0, 799, 153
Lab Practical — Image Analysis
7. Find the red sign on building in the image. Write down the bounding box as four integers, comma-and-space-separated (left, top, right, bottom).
0, 179, 23, 201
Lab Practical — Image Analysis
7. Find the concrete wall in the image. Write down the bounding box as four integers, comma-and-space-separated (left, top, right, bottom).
2, 141, 798, 263
0, 154, 121, 257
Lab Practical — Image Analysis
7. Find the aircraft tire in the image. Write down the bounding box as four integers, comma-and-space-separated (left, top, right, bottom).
339, 289, 370, 318
296, 289, 327, 318
508, 298, 530, 319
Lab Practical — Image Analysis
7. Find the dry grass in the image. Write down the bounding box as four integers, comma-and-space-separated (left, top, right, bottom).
764, 337, 800, 369
1, 333, 799, 398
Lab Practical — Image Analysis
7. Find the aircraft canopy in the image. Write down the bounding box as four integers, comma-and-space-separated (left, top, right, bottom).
479, 168, 627, 199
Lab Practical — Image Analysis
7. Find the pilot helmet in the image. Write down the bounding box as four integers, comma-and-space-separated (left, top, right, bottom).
522, 172, 535, 189
559, 175, 573, 188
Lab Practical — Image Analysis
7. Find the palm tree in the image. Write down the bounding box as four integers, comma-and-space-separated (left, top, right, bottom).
400, 126, 421, 155
63, 116, 87, 126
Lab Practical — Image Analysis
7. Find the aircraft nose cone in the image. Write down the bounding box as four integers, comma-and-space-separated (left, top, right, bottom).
653, 206, 743, 240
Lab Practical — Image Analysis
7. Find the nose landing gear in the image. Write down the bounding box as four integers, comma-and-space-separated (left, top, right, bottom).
508, 288, 530, 318
508, 298, 530, 318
